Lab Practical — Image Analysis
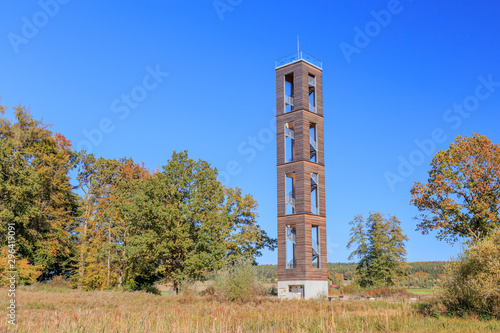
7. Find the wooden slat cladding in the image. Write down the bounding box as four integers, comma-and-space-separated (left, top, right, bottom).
276, 111, 324, 165
277, 215, 327, 281
275, 61, 323, 116
276, 162, 326, 216
276, 59, 327, 283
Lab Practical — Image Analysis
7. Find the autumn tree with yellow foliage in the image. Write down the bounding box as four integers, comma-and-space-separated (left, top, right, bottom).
411, 134, 500, 244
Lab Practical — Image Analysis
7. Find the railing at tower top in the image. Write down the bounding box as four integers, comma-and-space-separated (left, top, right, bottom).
275, 51, 323, 70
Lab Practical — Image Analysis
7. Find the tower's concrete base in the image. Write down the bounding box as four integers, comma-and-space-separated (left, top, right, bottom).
277, 280, 328, 300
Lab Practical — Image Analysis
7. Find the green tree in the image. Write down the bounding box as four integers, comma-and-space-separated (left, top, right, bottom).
128, 151, 276, 292
411, 134, 500, 244
347, 212, 408, 287
0, 104, 79, 281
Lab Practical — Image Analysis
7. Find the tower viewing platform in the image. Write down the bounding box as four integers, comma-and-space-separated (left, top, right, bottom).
275, 51, 323, 70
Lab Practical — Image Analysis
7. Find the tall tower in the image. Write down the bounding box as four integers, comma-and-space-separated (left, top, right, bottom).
275, 52, 328, 299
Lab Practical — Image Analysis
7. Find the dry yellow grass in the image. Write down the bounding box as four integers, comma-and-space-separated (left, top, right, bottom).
0, 287, 498, 332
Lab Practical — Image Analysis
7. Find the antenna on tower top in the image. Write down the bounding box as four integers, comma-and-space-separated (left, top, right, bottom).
297, 35, 300, 54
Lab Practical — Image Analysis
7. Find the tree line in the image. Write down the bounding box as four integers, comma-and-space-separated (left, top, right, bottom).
255, 262, 447, 286
0, 105, 276, 292
328, 262, 446, 279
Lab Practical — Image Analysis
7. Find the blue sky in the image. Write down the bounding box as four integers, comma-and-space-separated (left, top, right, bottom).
1, 1, 499, 265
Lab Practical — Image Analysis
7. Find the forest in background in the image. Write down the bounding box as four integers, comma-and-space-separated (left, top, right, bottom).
256, 261, 447, 289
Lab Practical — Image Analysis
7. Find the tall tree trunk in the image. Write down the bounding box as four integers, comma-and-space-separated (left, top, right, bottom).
107, 220, 111, 288
78, 192, 90, 289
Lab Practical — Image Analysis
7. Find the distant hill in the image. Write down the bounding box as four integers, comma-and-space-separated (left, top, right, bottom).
327, 261, 447, 277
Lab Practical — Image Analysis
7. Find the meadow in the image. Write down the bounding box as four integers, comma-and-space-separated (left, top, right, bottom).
1, 287, 499, 332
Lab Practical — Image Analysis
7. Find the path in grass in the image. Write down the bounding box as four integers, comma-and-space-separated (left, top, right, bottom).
406, 288, 436, 295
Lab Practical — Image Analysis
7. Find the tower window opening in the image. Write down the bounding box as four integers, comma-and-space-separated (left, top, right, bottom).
311, 173, 319, 214
308, 74, 316, 113
286, 225, 297, 269
285, 173, 295, 215
285, 122, 295, 163
285, 73, 294, 113
312, 225, 320, 268
309, 123, 317, 163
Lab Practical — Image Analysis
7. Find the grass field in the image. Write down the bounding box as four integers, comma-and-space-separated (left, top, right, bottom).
1, 287, 499, 332
406, 289, 436, 295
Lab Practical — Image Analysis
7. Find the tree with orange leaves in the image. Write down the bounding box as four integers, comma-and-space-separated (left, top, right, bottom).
411, 134, 500, 244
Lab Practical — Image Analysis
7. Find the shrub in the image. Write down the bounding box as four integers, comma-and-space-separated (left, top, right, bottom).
142, 284, 161, 295
339, 283, 362, 295
178, 278, 199, 296
19, 275, 75, 293
201, 284, 215, 296
212, 259, 263, 302
439, 228, 500, 318
365, 287, 405, 297
47, 275, 72, 289
176, 278, 198, 303
264, 286, 278, 296
417, 298, 448, 318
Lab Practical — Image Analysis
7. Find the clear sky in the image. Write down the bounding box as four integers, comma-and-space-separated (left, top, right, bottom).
1, 1, 499, 265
